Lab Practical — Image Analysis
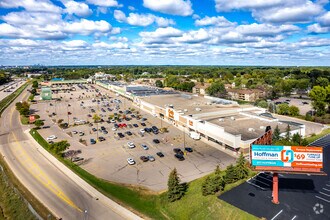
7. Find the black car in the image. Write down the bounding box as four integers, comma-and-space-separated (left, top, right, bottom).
133, 124, 139, 127
153, 139, 160, 144
174, 154, 185, 161
156, 152, 164, 157
152, 126, 158, 131
92, 128, 97, 132
145, 128, 152, 133
118, 132, 125, 138
140, 122, 146, 126
126, 131, 133, 136
173, 148, 184, 155
103, 130, 108, 134
114, 124, 119, 128
185, 147, 193, 152
140, 156, 149, 162
100, 126, 106, 130
98, 136, 105, 141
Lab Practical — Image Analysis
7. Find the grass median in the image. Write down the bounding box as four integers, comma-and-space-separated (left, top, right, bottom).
306, 128, 330, 144
30, 128, 257, 220
0, 81, 29, 117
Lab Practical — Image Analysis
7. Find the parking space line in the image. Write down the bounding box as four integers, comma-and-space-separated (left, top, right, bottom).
315, 196, 330, 203
326, 184, 330, 187
291, 215, 297, 220
257, 175, 273, 183
254, 178, 270, 187
323, 188, 330, 192
271, 210, 283, 220
320, 191, 330, 197
246, 179, 266, 190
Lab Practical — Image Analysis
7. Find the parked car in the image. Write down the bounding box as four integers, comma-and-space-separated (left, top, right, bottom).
173, 148, 184, 155
126, 131, 132, 136
79, 131, 84, 136
140, 156, 149, 162
140, 122, 146, 126
174, 154, 185, 161
90, 138, 96, 144
148, 155, 155, 162
98, 136, 105, 141
156, 152, 164, 157
118, 133, 125, 138
133, 124, 139, 127
112, 127, 117, 131
141, 144, 149, 150
127, 142, 135, 148
92, 128, 97, 132
102, 130, 108, 134
127, 158, 135, 165
140, 129, 145, 134
153, 139, 160, 144
72, 157, 84, 162
185, 147, 193, 152
72, 131, 78, 134
47, 135, 57, 140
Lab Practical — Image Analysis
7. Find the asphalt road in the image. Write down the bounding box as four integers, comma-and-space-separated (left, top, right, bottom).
0, 88, 141, 220
219, 135, 330, 220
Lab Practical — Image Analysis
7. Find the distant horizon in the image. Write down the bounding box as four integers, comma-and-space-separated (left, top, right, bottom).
0, 0, 329, 66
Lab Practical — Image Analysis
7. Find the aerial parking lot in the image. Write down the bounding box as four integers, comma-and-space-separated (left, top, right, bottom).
32, 83, 236, 191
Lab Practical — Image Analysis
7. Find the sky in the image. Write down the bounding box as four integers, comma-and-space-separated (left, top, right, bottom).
0, 0, 330, 66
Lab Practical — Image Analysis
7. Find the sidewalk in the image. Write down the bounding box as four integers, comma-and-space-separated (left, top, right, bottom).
25, 129, 143, 220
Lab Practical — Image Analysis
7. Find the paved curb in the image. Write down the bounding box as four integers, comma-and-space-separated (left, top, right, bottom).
25, 130, 143, 220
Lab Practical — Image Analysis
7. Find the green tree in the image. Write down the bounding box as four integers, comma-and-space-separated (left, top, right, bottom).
309, 86, 327, 116
34, 119, 44, 128
202, 166, 225, 196
288, 105, 300, 116
277, 103, 289, 115
206, 81, 227, 98
31, 88, 37, 95
32, 81, 38, 89
92, 114, 101, 123
167, 168, 185, 202
256, 100, 268, 108
316, 77, 329, 87
155, 80, 163, 88
49, 140, 70, 155
292, 133, 302, 145
235, 153, 249, 180
285, 124, 291, 141
272, 125, 281, 142
224, 164, 239, 184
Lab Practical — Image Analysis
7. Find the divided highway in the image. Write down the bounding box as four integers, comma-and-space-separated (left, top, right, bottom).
0, 87, 141, 220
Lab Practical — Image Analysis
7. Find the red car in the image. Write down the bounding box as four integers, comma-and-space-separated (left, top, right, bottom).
122, 123, 127, 127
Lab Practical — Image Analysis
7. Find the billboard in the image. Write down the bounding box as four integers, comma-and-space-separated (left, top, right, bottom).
251, 145, 323, 169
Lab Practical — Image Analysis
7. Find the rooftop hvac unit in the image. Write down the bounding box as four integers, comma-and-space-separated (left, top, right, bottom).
230, 116, 235, 120
195, 108, 201, 111
184, 109, 188, 112
218, 118, 224, 122
248, 128, 255, 132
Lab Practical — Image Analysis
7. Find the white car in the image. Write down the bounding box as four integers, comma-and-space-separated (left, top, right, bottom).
110, 119, 116, 123
127, 158, 135, 165
112, 127, 117, 131
47, 135, 57, 140
140, 129, 145, 134
127, 142, 135, 148
72, 131, 78, 134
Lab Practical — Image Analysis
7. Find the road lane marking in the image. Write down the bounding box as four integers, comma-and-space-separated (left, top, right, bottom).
271, 210, 283, 220
8, 107, 82, 212
315, 196, 330, 203
319, 191, 330, 197
291, 215, 297, 220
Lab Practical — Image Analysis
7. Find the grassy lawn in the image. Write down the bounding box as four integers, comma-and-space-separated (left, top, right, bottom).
30, 128, 258, 220
20, 115, 29, 125
306, 128, 330, 144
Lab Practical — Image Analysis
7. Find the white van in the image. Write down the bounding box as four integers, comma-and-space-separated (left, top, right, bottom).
189, 132, 201, 140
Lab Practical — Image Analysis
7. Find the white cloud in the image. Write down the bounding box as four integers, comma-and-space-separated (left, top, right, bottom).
235, 23, 300, 36
195, 16, 235, 27
110, 36, 128, 42
0, 0, 62, 13
86, 0, 120, 7
176, 28, 210, 43
2, 11, 61, 26
317, 11, 330, 26
214, 0, 288, 12
64, 19, 112, 35
214, 0, 325, 24
254, 1, 324, 23
307, 23, 330, 33
139, 27, 183, 39
128, 6, 136, 11
143, 0, 193, 16
93, 42, 129, 49
114, 10, 175, 27
64, 1, 92, 17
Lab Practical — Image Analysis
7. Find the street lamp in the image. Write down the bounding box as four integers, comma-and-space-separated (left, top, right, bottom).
84, 210, 88, 220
